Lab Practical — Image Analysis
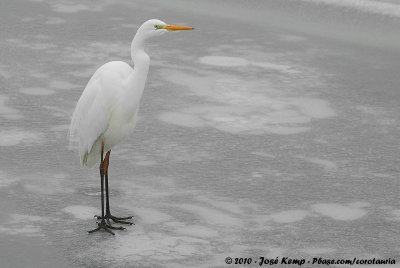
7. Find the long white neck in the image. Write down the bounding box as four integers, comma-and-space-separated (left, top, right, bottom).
130, 33, 150, 87
120, 33, 150, 117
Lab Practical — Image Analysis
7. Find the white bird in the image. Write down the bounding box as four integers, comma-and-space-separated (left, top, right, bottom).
69, 19, 193, 235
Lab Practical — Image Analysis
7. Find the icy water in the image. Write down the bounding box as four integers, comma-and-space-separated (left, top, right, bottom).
1, 0, 399, 267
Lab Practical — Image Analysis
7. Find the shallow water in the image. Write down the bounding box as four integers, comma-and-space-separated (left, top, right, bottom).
1, 0, 399, 267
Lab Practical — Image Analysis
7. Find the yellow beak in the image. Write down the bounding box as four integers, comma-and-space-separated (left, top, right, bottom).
163, 25, 194, 31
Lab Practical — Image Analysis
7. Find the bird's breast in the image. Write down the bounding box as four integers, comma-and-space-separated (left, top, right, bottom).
103, 107, 138, 149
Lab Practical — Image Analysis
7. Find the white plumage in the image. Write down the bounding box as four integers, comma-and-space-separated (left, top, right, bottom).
69, 61, 137, 166
69, 19, 193, 167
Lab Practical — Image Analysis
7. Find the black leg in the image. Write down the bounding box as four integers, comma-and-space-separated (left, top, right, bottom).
88, 142, 123, 235
96, 150, 134, 225
88, 169, 115, 235
100, 152, 105, 222
105, 151, 111, 216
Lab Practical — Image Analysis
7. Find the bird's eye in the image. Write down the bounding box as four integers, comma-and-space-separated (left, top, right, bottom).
154, 25, 161, 30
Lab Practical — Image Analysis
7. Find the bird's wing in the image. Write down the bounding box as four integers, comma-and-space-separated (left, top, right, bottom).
69, 67, 116, 165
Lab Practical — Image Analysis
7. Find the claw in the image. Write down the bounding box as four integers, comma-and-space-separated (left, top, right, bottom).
95, 213, 134, 225
88, 220, 115, 235
115, 216, 134, 220
107, 225, 126, 231
114, 219, 134, 225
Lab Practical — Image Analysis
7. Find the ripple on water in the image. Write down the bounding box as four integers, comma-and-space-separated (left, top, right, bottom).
199, 56, 248, 67
20, 87, 55, 96
0, 95, 23, 120
269, 210, 309, 223
0, 129, 43, 146
311, 203, 368, 221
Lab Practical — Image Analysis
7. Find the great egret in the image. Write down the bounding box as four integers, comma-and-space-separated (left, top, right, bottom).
69, 19, 194, 235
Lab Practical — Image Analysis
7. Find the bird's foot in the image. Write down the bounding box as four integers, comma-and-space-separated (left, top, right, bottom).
95, 213, 134, 225
88, 219, 126, 235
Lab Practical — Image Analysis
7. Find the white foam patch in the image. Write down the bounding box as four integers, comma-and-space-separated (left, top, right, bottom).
29, 71, 49, 78
20, 87, 55, 96
24, 174, 75, 195
118, 181, 173, 200
301, 0, 400, 18
270, 210, 309, 223
61, 41, 126, 65
7, 37, 56, 50
391, 210, 400, 217
373, 173, 393, 179
0, 171, 19, 188
121, 23, 140, 28
390, 209, 400, 221
279, 34, 307, 42
0, 178, 20, 188
199, 56, 248, 67
252, 152, 276, 158
135, 160, 157, 166
0, 70, 10, 79
196, 196, 245, 215
133, 207, 172, 224
311, 203, 367, 221
50, 124, 70, 140
54, 173, 69, 179
178, 204, 243, 227
159, 112, 205, 128
199, 55, 298, 73
302, 247, 336, 255
171, 224, 219, 238
294, 98, 336, 118
43, 106, 70, 117
0, 214, 46, 237
0, 225, 43, 237
9, 214, 46, 223
180, 151, 215, 163
34, 34, 50, 40
296, 155, 338, 171
0, 65, 11, 79
158, 69, 335, 135
348, 201, 371, 208
252, 62, 299, 74
252, 172, 263, 178
22, 17, 34, 21
102, 229, 211, 262
45, 17, 65, 25
49, 80, 79, 90
62, 205, 98, 220
69, 68, 96, 78
0, 129, 43, 146
49, 2, 107, 13
265, 247, 286, 258
0, 95, 23, 119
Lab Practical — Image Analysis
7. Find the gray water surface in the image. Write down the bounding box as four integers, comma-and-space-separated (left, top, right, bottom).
0, 0, 399, 267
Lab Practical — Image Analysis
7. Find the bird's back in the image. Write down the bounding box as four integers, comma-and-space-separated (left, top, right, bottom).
69, 61, 134, 166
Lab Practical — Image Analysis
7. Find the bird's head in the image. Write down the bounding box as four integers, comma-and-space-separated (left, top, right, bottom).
136, 19, 194, 40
